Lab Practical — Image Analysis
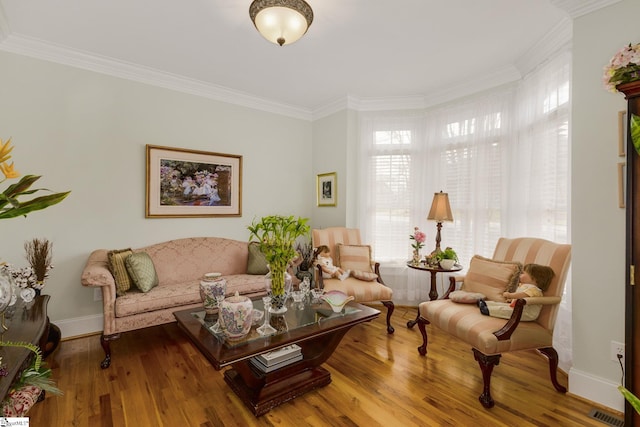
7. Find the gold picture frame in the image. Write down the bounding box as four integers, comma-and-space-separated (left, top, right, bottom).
317, 172, 337, 207
146, 145, 242, 217
619, 110, 627, 157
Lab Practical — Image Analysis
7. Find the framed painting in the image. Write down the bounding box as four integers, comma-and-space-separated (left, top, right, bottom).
146, 145, 242, 217
317, 172, 337, 207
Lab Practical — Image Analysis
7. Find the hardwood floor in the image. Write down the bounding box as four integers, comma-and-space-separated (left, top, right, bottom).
30, 306, 618, 426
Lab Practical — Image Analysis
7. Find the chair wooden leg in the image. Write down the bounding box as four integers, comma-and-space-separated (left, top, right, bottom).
382, 301, 395, 334
100, 333, 120, 369
417, 317, 430, 355
538, 347, 567, 393
473, 348, 501, 408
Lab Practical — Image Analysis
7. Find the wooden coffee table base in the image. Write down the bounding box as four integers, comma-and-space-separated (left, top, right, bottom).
223, 326, 352, 416
174, 301, 380, 416
224, 364, 331, 416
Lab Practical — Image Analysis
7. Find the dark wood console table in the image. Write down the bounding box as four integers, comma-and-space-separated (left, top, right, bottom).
0, 295, 59, 401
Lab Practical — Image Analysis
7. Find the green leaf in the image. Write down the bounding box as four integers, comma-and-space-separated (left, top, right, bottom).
631, 113, 640, 156
0, 191, 70, 219
2, 175, 41, 198
620, 385, 640, 414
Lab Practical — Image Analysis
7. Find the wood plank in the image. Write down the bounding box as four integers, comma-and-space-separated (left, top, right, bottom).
30, 306, 616, 426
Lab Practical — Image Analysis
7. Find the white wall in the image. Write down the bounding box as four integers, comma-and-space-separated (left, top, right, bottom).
311, 111, 348, 228
0, 50, 313, 334
570, 0, 640, 411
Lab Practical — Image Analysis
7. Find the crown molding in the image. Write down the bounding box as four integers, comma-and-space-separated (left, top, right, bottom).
422, 65, 522, 109
0, 33, 314, 121
311, 65, 522, 114
0, 11, 573, 121
514, 17, 572, 77
550, 0, 622, 18
312, 97, 353, 120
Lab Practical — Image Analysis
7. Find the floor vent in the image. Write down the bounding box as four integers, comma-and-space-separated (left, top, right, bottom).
588, 408, 624, 427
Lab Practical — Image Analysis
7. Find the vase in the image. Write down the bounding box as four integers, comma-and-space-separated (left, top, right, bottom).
219, 291, 254, 340
412, 249, 421, 266
199, 277, 226, 315
0, 270, 13, 331
265, 266, 292, 314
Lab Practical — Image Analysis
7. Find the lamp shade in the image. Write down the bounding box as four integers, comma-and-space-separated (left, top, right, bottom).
249, 0, 314, 46
427, 191, 453, 222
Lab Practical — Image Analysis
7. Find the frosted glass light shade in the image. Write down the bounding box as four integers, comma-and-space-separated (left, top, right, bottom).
250, 0, 313, 46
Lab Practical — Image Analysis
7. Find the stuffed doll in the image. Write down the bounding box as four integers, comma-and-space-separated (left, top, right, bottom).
313, 245, 350, 281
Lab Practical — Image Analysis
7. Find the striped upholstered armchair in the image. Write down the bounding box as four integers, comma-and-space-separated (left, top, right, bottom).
312, 227, 395, 334
416, 237, 571, 408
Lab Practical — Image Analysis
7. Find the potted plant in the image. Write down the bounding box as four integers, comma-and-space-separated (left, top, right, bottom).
0, 137, 70, 219
435, 247, 458, 270
248, 215, 310, 311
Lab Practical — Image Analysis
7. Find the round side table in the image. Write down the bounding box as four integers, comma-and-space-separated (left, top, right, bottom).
406, 262, 462, 328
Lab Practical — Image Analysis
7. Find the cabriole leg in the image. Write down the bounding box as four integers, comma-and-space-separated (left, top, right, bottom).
473, 349, 501, 408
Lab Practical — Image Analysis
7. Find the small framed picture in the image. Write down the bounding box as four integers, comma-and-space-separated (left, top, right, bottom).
317, 172, 337, 207
146, 145, 242, 217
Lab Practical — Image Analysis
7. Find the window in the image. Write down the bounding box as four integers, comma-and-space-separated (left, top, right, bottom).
359, 52, 570, 268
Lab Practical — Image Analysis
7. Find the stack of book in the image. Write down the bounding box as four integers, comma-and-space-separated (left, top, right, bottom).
250, 344, 302, 373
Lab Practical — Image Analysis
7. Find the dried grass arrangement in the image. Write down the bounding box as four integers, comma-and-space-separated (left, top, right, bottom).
24, 238, 52, 283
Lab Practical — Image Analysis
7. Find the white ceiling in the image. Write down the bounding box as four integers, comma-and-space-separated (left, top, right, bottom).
0, 1, 610, 119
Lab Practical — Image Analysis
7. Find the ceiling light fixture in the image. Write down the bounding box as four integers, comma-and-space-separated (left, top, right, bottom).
249, 0, 314, 47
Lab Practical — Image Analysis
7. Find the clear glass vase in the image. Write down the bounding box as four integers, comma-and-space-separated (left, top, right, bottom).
0, 270, 14, 331
265, 267, 292, 313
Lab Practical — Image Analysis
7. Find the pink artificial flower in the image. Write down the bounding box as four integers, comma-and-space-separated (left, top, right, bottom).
603, 42, 640, 93
410, 227, 426, 250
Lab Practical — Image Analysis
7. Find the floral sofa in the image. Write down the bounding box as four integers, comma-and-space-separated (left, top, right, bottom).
81, 237, 268, 368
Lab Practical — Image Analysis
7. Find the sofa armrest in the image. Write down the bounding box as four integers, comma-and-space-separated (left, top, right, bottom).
373, 261, 386, 285
492, 296, 561, 341
444, 274, 466, 298
81, 250, 115, 289
522, 296, 561, 306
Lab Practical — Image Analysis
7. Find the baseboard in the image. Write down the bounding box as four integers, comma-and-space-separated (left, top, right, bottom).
569, 367, 624, 412
53, 314, 103, 339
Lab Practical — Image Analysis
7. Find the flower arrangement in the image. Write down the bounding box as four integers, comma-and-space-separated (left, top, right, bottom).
603, 42, 640, 93
0, 137, 70, 219
0, 264, 48, 291
0, 238, 54, 303
409, 227, 426, 251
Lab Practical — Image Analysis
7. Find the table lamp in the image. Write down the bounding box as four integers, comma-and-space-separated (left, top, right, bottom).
427, 191, 453, 253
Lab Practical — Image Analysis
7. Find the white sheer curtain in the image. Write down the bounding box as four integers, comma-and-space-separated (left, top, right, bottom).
358, 49, 571, 369
511, 51, 572, 370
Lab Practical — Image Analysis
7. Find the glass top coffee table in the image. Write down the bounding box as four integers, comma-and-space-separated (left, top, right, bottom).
174, 294, 380, 416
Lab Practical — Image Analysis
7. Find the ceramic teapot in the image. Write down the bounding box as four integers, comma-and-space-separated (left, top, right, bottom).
219, 291, 254, 340
199, 274, 226, 315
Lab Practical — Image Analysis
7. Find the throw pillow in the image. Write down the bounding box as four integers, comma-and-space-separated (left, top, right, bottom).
449, 290, 486, 304
125, 252, 159, 293
107, 248, 133, 296
351, 270, 378, 282
462, 255, 522, 302
247, 242, 269, 275
336, 244, 373, 272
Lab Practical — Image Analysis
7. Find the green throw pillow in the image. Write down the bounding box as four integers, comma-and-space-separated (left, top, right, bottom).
125, 252, 159, 293
247, 242, 269, 275
108, 248, 133, 296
